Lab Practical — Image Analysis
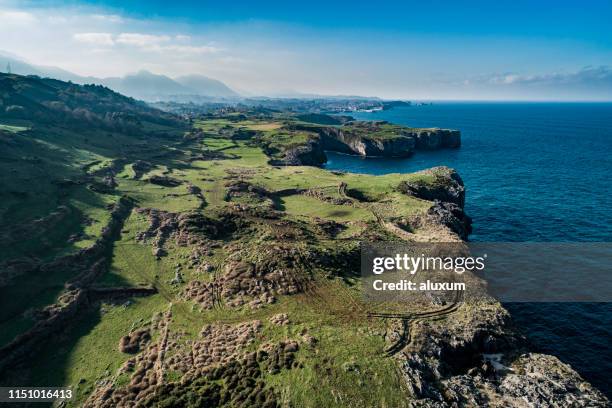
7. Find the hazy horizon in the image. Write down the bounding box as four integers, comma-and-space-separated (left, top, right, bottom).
1, 0, 611, 101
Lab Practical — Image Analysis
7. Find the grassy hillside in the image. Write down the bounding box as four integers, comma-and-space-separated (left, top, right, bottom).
0, 74, 187, 346
0, 73, 181, 129
0, 74, 464, 407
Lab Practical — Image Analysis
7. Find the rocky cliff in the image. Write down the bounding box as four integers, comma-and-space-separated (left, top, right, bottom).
318, 126, 460, 156
414, 128, 461, 149
275, 122, 461, 166
318, 126, 417, 157
392, 168, 609, 407
268, 138, 327, 166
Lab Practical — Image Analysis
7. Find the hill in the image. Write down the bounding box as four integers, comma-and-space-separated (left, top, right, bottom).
0, 73, 186, 291
104, 71, 238, 101
0, 73, 182, 130
102, 70, 194, 101
175, 74, 238, 98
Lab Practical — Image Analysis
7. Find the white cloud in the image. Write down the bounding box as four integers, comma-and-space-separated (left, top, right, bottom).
216, 56, 247, 64
70, 32, 217, 55
116, 33, 170, 47
151, 44, 219, 54
47, 15, 68, 24
91, 14, 123, 23
488, 74, 522, 85
73, 32, 115, 46
0, 7, 229, 78
0, 10, 37, 25
485, 66, 612, 87
112, 33, 218, 54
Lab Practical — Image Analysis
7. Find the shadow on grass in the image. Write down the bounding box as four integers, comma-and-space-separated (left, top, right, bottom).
0, 305, 102, 408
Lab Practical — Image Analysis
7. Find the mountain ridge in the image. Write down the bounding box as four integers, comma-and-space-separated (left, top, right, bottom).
0, 52, 238, 102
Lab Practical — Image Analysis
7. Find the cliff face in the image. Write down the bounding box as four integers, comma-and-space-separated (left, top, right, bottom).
318, 127, 416, 157
394, 168, 609, 406
269, 138, 327, 166
398, 166, 466, 207
399, 297, 609, 406
414, 128, 461, 149
266, 122, 461, 166
317, 125, 460, 158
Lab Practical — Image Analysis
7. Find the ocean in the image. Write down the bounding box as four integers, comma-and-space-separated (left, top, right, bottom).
324, 102, 612, 396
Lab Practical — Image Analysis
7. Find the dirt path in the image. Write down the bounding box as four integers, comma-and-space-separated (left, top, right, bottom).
369, 291, 463, 356
116, 240, 202, 327
337, 182, 464, 356
154, 306, 172, 383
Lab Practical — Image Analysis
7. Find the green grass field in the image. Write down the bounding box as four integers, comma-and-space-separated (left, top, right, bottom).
0, 109, 454, 407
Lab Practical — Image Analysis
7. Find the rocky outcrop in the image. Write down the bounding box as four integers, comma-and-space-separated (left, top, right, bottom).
495, 353, 608, 406
0, 288, 88, 373
316, 125, 460, 157
414, 128, 461, 149
269, 138, 327, 166
132, 160, 153, 179
275, 123, 461, 165
400, 167, 472, 239
398, 167, 466, 207
317, 126, 417, 157
394, 295, 609, 406
119, 329, 151, 354
396, 299, 609, 406
85, 319, 302, 408
392, 167, 608, 405
0, 197, 136, 373
147, 175, 183, 187
427, 200, 473, 240
184, 244, 310, 310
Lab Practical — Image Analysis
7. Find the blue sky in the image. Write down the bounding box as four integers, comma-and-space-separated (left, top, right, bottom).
1, 0, 611, 99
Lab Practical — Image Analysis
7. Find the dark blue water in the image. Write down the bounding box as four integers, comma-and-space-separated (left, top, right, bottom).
325, 103, 612, 396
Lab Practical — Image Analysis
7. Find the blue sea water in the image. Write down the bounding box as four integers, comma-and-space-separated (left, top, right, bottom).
324, 102, 612, 396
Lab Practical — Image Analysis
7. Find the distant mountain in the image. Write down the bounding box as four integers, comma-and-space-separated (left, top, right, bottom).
0, 52, 238, 102
175, 74, 238, 98
0, 51, 93, 84
104, 71, 239, 101
101, 70, 192, 101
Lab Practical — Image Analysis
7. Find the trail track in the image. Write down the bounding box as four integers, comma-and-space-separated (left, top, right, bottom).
336, 182, 465, 356
368, 291, 463, 356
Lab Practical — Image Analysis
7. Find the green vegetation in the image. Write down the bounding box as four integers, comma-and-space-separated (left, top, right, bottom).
254, 128, 318, 162
295, 113, 344, 125
0, 73, 455, 407
339, 121, 418, 141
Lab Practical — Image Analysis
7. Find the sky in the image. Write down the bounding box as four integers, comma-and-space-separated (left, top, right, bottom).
0, 0, 611, 100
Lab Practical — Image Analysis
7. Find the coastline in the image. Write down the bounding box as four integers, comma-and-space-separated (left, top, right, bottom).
0, 75, 609, 405
327, 102, 612, 397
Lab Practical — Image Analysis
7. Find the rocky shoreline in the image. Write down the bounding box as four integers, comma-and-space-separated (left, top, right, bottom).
259, 120, 610, 405
317, 125, 460, 157
386, 167, 609, 406
271, 121, 461, 166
